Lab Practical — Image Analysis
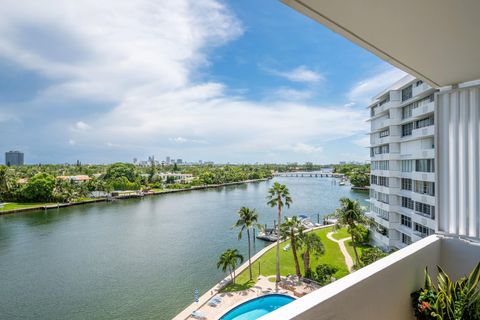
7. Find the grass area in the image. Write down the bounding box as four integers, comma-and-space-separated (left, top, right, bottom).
222, 226, 349, 292
331, 228, 351, 240
0, 202, 54, 211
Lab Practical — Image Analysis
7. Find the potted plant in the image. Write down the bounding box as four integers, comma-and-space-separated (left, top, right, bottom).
411, 262, 480, 319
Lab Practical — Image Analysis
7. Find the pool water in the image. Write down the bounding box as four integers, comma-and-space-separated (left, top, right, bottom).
219, 294, 295, 320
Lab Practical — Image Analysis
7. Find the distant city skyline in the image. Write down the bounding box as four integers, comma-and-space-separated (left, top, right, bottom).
0, 0, 405, 164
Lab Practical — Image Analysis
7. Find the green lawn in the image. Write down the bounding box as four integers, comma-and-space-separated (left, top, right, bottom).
224, 226, 349, 292
331, 228, 351, 240
0, 202, 54, 211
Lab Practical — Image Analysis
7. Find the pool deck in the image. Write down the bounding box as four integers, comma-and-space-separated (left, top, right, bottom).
186, 275, 317, 320
173, 224, 332, 320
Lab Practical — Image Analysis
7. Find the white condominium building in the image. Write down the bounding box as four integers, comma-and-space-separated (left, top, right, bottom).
368, 75, 437, 250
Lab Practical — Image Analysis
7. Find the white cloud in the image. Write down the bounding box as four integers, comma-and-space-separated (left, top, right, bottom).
268, 87, 313, 101
353, 136, 370, 148
0, 0, 371, 163
74, 121, 90, 131
280, 143, 323, 154
348, 67, 407, 105
68, 139, 76, 145
269, 65, 324, 83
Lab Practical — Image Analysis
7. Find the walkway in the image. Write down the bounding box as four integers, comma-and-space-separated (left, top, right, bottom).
326, 231, 354, 272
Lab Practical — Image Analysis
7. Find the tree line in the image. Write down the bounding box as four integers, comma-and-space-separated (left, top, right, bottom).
0, 163, 273, 203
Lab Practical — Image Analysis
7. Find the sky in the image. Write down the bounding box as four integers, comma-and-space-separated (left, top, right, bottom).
0, 0, 407, 165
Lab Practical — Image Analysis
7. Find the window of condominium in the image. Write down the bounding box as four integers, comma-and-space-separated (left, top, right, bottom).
378, 176, 388, 187
372, 204, 389, 220
371, 105, 377, 117
416, 159, 435, 172
402, 85, 413, 101
401, 122, 413, 137
402, 233, 412, 245
414, 181, 435, 196
373, 144, 389, 155
402, 103, 414, 119
414, 223, 433, 237
372, 160, 389, 171
416, 94, 434, 107
401, 215, 412, 228
415, 115, 434, 129
379, 129, 389, 138
371, 175, 377, 185
401, 160, 414, 172
374, 191, 389, 204
402, 196, 414, 210
379, 95, 390, 106
415, 202, 435, 219
401, 178, 412, 191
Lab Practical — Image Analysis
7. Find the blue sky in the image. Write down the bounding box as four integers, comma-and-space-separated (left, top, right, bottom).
0, 0, 406, 164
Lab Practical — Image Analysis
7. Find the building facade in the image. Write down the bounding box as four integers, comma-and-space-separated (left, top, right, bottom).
5, 150, 24, 166
368, 76, 437, 250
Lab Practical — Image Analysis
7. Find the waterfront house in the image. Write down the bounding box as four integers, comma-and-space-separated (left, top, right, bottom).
57, 175, 91, 183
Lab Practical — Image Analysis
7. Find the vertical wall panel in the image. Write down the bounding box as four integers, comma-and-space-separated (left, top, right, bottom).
437, 86, 480, 239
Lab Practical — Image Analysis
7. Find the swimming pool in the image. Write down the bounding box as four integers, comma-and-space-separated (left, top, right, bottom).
219, 294, 295, 320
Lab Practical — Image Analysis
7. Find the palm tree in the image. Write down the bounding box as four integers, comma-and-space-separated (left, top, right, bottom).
299, 232, 325, 276
216, 249, 244, 284
267, 182, 292, 283
335, 197, 368, 267
233, 207, 259, 280
280, 216, 304, 277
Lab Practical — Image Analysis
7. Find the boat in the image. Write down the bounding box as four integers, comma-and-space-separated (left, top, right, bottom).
256, 228, 278, 242
339, 181, 345, 186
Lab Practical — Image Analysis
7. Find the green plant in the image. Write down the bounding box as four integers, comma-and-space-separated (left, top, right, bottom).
351, 224, 370, 244
233, 207, 260, 280
299, 232, 325, 276
411, 262, 480, 320
280, 216, 304, 277
217, 249, 244, 284
266, 182, 292, 284
313, 264, 338, 286
360, 247, 387, 266
334, 197, 369, 267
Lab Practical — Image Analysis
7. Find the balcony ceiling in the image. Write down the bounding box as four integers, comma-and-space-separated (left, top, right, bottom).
282, 0, 480, 87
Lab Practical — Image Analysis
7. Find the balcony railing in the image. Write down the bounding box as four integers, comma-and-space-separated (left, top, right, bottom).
260, 236, 480, 320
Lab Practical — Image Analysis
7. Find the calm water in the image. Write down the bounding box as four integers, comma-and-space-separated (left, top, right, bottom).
0, 177, 367, 320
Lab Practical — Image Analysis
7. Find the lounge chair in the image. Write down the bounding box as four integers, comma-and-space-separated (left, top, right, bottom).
207, 296, 222, 307
191, 310, 208, 319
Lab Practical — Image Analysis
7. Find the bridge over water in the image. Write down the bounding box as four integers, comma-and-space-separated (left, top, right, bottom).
273, 172, 345, 178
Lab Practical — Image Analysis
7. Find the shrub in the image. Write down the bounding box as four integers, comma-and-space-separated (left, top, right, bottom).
360, 247, 387, 266
313, 264, 338, 286
352, 224, 369, 244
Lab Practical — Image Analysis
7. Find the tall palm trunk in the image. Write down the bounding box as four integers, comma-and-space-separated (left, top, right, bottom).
229, 266, 234, 284
276, 202, 281, 283
303, 248, 311, 274
247, 228, 252, 280
290, 232, 301, 277
351, 236, 361, 267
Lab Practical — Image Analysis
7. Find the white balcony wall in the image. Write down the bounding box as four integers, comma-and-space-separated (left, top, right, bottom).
412, 125, 435, 139
412, 101, 434, 118
412, 82, 431, 97
260, 237, 480, 320
437, 84, 480, 238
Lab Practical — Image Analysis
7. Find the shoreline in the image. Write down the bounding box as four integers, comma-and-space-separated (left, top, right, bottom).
172, 224, 334, 320
0, 178, 271, 216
